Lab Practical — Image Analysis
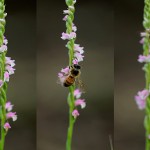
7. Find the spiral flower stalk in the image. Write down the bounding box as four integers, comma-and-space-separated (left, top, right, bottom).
0, 0, 17, 150
134, 0, 150, 149
58, 0, 86, 150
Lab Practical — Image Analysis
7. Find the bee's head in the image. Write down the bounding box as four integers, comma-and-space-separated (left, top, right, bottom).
73, 64, 81, 69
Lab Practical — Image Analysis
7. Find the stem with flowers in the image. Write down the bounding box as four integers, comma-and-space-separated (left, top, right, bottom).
135, 0, 150, 149
58, 0, 86, 150
0, 0, 17, 150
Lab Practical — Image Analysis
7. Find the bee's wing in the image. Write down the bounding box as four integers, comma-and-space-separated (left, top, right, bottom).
76, 76, 86, 93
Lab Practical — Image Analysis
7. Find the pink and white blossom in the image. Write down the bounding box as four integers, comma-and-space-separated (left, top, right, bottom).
63, 15, 68, 21
73, 59, 78, 64
61, 32, 76, 40
138, 89, 149, 99
0, 45, 7, 53
140, 32, 147, 37
5, 65, 15, 75
58, 66, 69, 79
6, 112, 17, 121
74, 89, 82, 99
61, 66, 70, 75
58, 66, 70, 85
4, 122, 11, 131
74, 52, 84, 62
135, 89, 149, 110
5, 101, 13, 112
72, 109, 79, 118
135, 95, 146, 110
75, 99, 86, 109
63, 9, 70, 14
139, 38, 145, 44
138, 55, 150, 63
74, 44, 84, 54
5, 57, 15, 67
3, 38, 8, 45
58, 73, 64, 78
72, 24, 77, 32
4, 71, 10, 82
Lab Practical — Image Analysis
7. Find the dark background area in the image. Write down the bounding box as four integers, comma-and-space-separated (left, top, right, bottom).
115, 0, 146, 150
4, 0, 36, 150
37, 0, 113, 150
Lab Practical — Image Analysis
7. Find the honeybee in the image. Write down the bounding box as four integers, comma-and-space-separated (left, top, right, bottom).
63, 64, 81, 87
63, 64, 85, 92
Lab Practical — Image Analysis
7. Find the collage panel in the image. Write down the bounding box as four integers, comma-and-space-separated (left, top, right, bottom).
0, 0, 36, 150
37, 0, 113, 150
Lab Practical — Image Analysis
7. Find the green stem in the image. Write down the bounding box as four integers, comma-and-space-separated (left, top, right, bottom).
143, 0, 150, 149
0, 83, 7, 150
66, 86, 75, 150
64, 1, 76, 149
0, 0, 7, 149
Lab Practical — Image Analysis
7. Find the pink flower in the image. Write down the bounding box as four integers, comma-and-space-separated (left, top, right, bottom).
138, 55, 147, 63
5, 57, 15, 67
5, 65, 15, 75
140, 30, 150, 39
135, 95, 146, 110
138, 89, 149, 99
74, 89, 82, 98
74, 44, 84, 54
6, 112, 17, 121
0, 80, 4, 87
63, 9, 70, 14
72, 25, 77, 32
139, 38, 145, 44
61, 32, 76, 40
138, 55, 150, 63
0, 45, 7, 53
135, 89, 149, 110
5, 102, 13, 112
3, 38, 8, 45
74, 52, 84, 62
69, 32, 76, 39
63, 15, 68, 21
73, 59, 78, 64
58, 66, 70, 85
4, 72, 9, 82
4, 122, 11, 131
140, 32, 147, 37
61, 32, 70, 40
61, 66, 70, 75
72, 109, 79, 118
75, 99, 86, 109
58, 73, 64, 78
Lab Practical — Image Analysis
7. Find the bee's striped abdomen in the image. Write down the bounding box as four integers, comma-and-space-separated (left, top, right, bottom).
63, 76, 75, 87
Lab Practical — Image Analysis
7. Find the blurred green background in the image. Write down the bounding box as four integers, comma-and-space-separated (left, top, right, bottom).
115, 0, 146, 150
4, 0, 36, 149
37, 0, 113, 150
